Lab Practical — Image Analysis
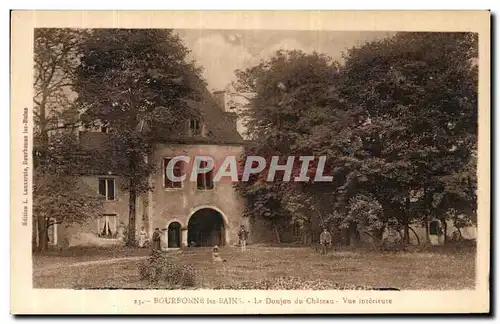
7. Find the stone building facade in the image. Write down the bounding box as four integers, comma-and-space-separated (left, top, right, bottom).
47, 88, 251, 249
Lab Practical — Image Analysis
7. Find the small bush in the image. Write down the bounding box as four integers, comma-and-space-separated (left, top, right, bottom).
378, 239, 408, 252
138, 251, 197, 287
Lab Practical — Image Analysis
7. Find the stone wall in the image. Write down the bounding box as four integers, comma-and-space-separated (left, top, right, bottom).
150, 143, 246, 247
54, 175, 143, 248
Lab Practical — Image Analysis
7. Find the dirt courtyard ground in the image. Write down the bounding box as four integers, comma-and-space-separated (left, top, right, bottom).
33, 245, 476, 290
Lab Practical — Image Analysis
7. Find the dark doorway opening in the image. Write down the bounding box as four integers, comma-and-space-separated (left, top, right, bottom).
167, 222, 181, 248
187, 208, 225, 247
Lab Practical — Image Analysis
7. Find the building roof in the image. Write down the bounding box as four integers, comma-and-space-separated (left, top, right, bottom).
183, 84, 244, 144
78, 78, 245, 150
166, 74, 244, 144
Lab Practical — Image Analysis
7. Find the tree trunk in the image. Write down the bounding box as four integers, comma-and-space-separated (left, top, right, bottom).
341, 227, 350, 245
372, 226, 385, 245
403, 194, 410, 244
32, 217, 38, 251
424, 214, 430, 244
348, 222, 359, 247
403, 220, 410, 244
409, 226, 420, 245
126, 147, 140, 247
37, 216, 48, 251
35, 90, 50, 252
423, 187, 430, 244
273, 223, 281, 244
440, 217, 448, 244
127, 184, 137, 246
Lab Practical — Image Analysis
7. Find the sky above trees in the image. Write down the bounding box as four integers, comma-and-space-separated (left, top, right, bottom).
177, 29, 394, 91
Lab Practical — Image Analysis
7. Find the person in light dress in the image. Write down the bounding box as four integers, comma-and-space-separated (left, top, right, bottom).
138, 226, 149, 248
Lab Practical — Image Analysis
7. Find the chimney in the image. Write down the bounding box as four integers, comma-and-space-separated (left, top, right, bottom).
213, 90, 228, 112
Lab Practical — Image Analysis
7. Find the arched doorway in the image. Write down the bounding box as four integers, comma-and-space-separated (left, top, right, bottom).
167, 222, 181, 248
187, 208, 226, 247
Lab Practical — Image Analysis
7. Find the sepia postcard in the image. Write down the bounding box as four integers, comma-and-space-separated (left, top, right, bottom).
11, 10, 490, 314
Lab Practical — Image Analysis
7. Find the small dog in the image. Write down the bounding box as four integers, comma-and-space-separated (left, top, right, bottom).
212, 245, 227, 262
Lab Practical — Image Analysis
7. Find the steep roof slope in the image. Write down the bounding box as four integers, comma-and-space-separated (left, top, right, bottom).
79, 79, 244, 148
152, 75, 244, 145
186, 85, 243, 144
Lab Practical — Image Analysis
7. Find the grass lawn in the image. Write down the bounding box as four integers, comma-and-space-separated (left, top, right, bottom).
32, 246, 151, 270
33, 245, 476, 290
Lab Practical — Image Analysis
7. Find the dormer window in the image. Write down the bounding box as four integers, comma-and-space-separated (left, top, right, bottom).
100, 120, 112, 133
88, 120, 110, 133
189, 119, 201, 136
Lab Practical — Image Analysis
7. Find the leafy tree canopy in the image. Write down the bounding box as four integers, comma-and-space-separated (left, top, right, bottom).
73, 29, 206, 245
235, 32, 478, 243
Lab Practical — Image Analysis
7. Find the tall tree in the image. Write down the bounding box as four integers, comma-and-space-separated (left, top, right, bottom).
33, 28, 88, 251
74, 29, 204, 246
34, 29, 87, 143
337, 32, 478, 243
234, 32, 478, 246
234, 50, 347, 242
34, 132, 105, 247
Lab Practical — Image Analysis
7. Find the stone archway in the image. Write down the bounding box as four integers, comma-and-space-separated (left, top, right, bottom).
187, 208, 226, 247
167, 221, 182, 248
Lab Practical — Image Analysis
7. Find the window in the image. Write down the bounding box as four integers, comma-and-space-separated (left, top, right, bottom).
197, 160, 214, 190
189, 119, 201, 136
429, 220, 441, 236
98, 178, 115, 200
98, 120, 110, 133
97, 214, 117, 238
164, 158, 184, 189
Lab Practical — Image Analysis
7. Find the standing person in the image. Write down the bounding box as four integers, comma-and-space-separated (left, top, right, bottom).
319, 227, 332, 255
237, 225, 249, 252
138, 226, 148, 248
152, 228, 162, 252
